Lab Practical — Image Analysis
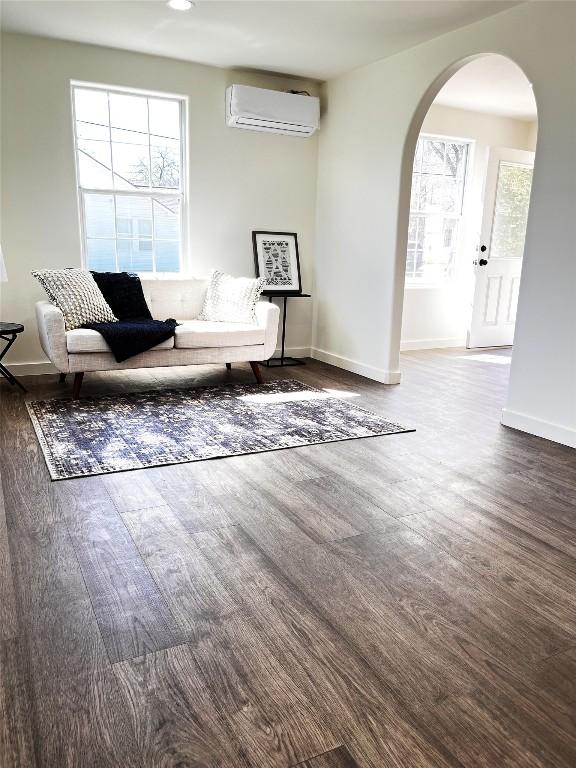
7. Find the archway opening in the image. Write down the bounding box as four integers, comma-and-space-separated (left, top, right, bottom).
396, 54, 537, 378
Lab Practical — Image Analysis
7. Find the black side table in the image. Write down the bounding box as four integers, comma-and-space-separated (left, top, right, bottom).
0, 322, 26, 392
260, 293, 311, 368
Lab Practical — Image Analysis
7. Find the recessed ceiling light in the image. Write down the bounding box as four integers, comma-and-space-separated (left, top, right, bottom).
167, 0, 194, 10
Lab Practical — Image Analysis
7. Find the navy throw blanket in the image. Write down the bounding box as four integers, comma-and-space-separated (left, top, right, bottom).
84, 272, 178, 363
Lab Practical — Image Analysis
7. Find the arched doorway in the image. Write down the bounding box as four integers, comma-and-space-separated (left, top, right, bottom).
395, 54, 537, 363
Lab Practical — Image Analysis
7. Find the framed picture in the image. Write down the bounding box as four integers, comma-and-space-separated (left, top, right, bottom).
252, 231, 302, 295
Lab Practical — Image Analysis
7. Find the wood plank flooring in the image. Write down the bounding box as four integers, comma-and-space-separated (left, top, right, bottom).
2, 348, 576, 766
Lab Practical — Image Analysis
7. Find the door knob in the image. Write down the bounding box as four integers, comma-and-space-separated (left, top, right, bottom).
479, 258, 488, 266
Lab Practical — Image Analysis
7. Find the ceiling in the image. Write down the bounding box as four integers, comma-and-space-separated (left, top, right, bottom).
1, 0, 521, 81
434, 54, 537, 120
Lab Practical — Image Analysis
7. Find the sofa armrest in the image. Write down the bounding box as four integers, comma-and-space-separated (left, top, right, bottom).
255, 300, 280, 359
35, 301, 69, 373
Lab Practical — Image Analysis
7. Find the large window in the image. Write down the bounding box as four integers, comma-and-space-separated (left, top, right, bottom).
72, 84, 186, 273
406, 135, 469, 283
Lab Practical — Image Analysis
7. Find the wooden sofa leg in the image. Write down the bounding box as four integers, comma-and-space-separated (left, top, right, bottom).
59, 372, 67, 384
249, 361, 263, 386
226, 362, 232, 370
72, 372, 84, 400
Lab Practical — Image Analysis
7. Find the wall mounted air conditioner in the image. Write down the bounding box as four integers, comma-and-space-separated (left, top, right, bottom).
225, 85, 320, 137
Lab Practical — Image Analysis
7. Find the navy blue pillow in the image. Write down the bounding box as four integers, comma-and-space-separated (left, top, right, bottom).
91, 272, 152, 321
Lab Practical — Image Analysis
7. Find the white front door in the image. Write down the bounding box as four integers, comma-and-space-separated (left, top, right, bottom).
467, 147, 534, 348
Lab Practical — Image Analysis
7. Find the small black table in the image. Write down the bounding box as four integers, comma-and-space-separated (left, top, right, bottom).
0, 322, 26, 392
259, 293, 311, 368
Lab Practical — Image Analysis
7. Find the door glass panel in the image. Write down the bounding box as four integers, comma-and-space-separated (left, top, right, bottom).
490, 162, 533, 259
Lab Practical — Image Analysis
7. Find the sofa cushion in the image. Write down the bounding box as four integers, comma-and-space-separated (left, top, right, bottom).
142, 278, 209, 321
66, 328, 174, 353
199, 270, 265, 324
174, 320, 265, 349
32, 268, 117, 330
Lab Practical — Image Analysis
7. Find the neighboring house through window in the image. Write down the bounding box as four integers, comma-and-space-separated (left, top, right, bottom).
406, 135, 470, 284
72, 83, 186, 273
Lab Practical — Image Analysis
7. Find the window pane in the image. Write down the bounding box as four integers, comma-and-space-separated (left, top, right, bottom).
490, 162, 533, 259
445, 143, 467, 178
443, 218, 458, 249
109, 93, 148, 134
407, 214, 419, 247
413, 138, 423, 173
442, 179, 464, 214
419, 176, 444, 212
86, 239, 116, 271
116, 196, 153, 238
410, 174, 420, 212
416, 216, 458, 280
421, 140, 445, 174
117, 239, 154, 272
408, 215, 425, 276
151, 140, 180, 189
153, 197, 180, 239
112, 143, 150, 188
155, 241, 180, 272
77, 139, 113, 188
111, 128, 148, 146
74, 88, 109, 128
149, 98, 180, 139
76, 121, 109, 142
84, 193, 115, 238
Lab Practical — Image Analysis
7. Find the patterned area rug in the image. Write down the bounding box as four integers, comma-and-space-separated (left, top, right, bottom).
26, 379, 413, 480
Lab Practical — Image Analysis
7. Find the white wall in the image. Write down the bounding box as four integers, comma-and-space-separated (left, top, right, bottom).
314, 1, 576, 447
0, 33, 319, 369
401, 103, 537, 351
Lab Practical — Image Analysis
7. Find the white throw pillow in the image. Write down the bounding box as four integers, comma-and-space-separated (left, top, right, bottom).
32, 268, 117, 330
199, 270, 265, 324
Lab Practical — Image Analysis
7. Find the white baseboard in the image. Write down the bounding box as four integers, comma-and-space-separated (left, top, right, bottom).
8, 347, 401, 387
501, 407, 576, 449
310, 347, 401, 384
4, 361, 56, 376
400, 337, 466, 351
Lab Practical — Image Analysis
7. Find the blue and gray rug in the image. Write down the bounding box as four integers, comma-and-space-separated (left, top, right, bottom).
26, 379, 412, 480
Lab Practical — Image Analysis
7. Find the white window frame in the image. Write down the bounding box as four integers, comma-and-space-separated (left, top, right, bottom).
71, 81, 188, 275
406, 132, 472, 288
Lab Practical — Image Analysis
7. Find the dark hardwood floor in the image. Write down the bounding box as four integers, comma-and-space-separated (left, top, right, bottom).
2, 348, 576, 767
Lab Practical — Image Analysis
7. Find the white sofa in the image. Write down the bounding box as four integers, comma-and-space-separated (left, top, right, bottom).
36, 278, 280, 398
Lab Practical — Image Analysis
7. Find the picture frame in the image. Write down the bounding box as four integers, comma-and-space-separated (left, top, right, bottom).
252, 231, 302, 295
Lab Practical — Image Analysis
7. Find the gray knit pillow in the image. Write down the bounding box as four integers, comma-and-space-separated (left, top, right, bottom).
32, 268, 117, 330
199, 270, 265, 324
